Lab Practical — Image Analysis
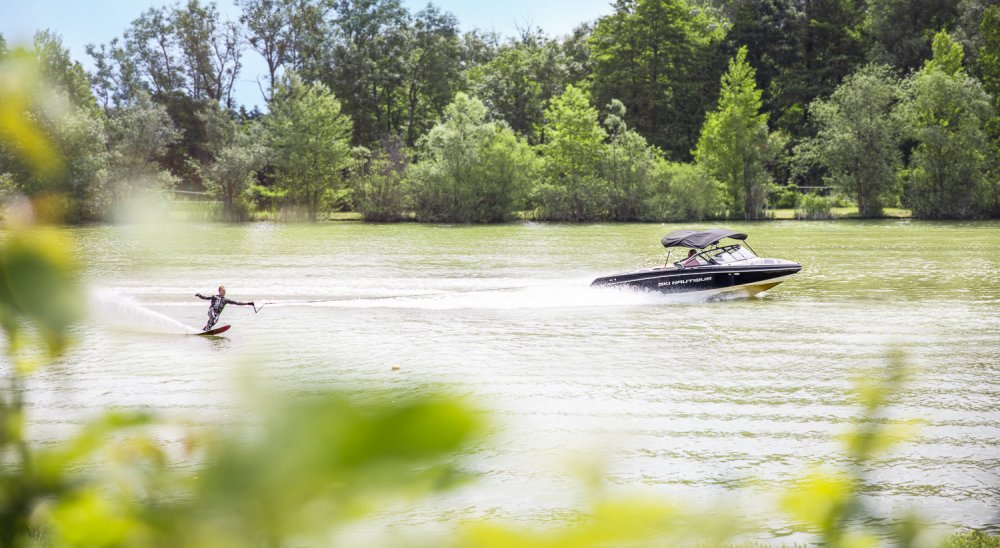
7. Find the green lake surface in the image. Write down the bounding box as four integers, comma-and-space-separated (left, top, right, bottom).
23, 220, 1000, 542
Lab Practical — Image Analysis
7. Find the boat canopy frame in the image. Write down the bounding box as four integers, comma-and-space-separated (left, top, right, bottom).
660, 228, 749, 250
661, 229, 761, 268
673, 243, 758, 269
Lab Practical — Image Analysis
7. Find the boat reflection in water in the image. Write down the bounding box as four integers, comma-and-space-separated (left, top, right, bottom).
591, 228, 802, 299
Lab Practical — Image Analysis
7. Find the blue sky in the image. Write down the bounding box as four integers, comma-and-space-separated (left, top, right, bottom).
1, 0, 614, 110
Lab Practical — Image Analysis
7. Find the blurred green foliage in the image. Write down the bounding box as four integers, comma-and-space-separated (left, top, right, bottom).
0, 50, 488, 547
3, 384, 484, 547
1, 49, 998, 547
0, 46, 65, 184
0, 228, 84, 360
35, 391, 483, 547
779, 350, 927, 547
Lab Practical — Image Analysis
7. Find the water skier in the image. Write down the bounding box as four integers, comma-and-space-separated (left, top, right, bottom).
195, 285, 254, 332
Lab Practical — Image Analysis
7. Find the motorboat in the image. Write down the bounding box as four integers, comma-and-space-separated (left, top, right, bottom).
591, 228, 801, 298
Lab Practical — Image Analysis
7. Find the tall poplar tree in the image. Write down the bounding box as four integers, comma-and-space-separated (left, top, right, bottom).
695, 46, 775, 219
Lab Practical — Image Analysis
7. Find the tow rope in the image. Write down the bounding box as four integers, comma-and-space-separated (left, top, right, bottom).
250, 285, 526, 314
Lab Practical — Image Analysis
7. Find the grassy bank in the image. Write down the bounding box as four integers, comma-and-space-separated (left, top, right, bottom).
769, 206, 913, 220
171, 202, 916, 223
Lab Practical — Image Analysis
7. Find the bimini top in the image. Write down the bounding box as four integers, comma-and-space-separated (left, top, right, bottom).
660, 228, 748, 249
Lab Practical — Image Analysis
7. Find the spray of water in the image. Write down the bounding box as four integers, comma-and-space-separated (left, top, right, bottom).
88, 279, 758, 330
253, 278, 729, 311
89, 288, 200, 334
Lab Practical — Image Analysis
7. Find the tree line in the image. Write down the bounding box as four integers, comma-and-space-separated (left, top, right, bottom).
1, 0, 999, 223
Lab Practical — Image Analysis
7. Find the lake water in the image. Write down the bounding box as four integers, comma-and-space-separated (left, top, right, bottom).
22, 220, 1000, 542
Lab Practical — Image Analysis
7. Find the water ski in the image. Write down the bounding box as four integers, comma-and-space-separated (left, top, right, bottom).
197, 325, 230, 336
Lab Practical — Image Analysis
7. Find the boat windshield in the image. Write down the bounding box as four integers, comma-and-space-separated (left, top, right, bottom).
702, 244, 756, 264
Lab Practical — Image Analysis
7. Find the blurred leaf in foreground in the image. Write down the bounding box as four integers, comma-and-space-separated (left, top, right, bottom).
0, 225, 84, 362
35, 390, 485, 547
0, 48, 65, 181
781, 351, 939, 548
461, 498, 742, 548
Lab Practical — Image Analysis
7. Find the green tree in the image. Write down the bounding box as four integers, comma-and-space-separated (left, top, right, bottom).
238, 0, 293, 102
172, 0, 243, 106
0, 33, 108, 222
866, 0, 962, 73
104, 92, 179, 171
600, 99, 661, 220
721, 0, 800, 104
317, 0, 411, 146
561, 23, 593, 87
86, 38, 144, 112
589, 0, 727, 159
795, 64, 905, 217
467, 31, 568, 144
204, 111, 268, 220
400, 5, 463, 147
120, 5, 183, 96
725, 0, 866, 138
33, 30, 99, 112
265, 75, 353, 220
312, 1, 464, 148
282, 0, 329, 76
901, 30, 993, 218
407, 93, 538, 223
534, 85, 612, 221
695, 46, 775, 219
980, 5, 1000, 117
102, 92, 181, 216
86, 1, 246, 193
643, 161, 726, 221
977, 5, 1000, 216
459, 28, 500, 69
349, 137, 408, 221
113, 1, 242, 104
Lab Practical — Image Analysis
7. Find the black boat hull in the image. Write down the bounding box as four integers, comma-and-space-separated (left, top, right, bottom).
591, 264, 802, 298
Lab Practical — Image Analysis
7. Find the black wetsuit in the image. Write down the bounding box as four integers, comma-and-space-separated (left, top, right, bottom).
196, 293, 251, 331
